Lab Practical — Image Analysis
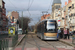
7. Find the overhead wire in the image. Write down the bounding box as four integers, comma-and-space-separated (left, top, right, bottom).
7, 0, 18, 10
47, 0, 53, 13
28, 0, 34, 10
7, 0, 27, 11
27, 0, 34, 17
28, 0, 30, 10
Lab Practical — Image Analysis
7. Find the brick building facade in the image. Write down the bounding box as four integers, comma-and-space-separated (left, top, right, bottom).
7, 11, 19, 25
0, 0, 8, 31
41, 14, 50, 21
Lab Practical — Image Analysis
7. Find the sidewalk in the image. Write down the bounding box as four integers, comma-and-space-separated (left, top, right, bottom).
16, 34, 26, 46
59, 36, 75, 47
5, 34, 26, 50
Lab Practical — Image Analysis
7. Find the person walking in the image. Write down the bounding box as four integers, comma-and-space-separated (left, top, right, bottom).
67, 29, 69, 39
64, 28, 67, 39
60, 29, 64, 39
57, 28, 61, 39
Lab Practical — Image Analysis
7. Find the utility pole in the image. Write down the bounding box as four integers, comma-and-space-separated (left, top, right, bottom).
21, 11, 23, 33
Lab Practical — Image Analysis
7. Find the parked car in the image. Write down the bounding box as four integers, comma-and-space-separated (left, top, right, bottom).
18, 28, 23, 34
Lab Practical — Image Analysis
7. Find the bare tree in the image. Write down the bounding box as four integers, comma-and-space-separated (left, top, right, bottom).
19, 17, 31, 32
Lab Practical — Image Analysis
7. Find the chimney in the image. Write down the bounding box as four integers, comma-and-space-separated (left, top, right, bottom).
65, 2, 67, 6
68, 0, 71, 3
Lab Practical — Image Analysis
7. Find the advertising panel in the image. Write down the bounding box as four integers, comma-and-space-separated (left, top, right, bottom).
8, 27, 15, 36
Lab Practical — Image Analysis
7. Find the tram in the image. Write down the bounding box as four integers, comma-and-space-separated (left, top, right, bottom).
37, 19, 58, 40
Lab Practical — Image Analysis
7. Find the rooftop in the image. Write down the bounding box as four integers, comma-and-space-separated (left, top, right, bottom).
52, 0, 61, 5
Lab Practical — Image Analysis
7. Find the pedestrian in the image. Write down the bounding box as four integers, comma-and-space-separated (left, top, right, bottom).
72, 31, 75, 43
64, 28, 67, 39
67, 28, 70, 39
57, 28, 61, 39
60, 28, 64, 39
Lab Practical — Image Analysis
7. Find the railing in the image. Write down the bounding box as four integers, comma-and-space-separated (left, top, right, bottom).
0, 39, 9, 50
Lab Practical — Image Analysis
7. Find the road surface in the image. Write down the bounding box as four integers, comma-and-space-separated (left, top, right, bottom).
15, 32, 75, 50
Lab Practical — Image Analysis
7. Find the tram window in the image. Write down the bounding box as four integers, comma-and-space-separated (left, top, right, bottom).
48, 23, 55, 26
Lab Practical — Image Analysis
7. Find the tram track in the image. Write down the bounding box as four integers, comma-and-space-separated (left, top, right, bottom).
45, 41, 58, 50
31, 33, 58, 50
22, 34, 28, 50
21, 33, 41, 50
44, 40, 75, 50
17, 33, 75, 50
31, 34, 41, 50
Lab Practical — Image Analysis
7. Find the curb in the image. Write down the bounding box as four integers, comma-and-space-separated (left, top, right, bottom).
8, 34, 26, 50
59, 39, 75, 47
16, 34, 26, 46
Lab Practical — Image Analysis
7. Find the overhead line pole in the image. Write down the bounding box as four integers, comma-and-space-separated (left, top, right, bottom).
22, 11, 23, 33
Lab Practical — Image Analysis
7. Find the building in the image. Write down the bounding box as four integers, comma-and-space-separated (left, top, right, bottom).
11, 11, 19, 23
0, 0, 8, 31
41, 14, 50, 21
7, 11, 19, 30
7, 11, 19, 24
52, 0, 63, 28
65, 0, 75, 31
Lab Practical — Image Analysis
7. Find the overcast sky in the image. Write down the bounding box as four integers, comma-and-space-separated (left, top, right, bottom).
3, 0, 68, 26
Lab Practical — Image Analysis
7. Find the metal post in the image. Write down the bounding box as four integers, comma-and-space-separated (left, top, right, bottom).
22, 11, 23, 34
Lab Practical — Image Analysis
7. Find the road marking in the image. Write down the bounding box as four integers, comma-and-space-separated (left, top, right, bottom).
56, 46, 74, 49
65, 46, 74, 49
26, 48, 37, 50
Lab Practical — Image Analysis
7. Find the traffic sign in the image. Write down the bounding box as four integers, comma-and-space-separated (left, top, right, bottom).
8, 27, 15, 36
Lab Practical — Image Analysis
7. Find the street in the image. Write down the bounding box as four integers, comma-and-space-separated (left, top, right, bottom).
14, 32, 75, 50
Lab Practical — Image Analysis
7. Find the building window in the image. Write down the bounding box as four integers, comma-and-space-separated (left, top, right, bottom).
72, 4, 74, 9
56, 5, 60, 9
62, 17, 64, 20
69, 15, 71, 17
68, 6, 72, 10
71, 14, 74, 17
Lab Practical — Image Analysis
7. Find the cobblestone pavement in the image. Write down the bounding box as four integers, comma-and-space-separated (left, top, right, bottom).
14, 32, 75, 50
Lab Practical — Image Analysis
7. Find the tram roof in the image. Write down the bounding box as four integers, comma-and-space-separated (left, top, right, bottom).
41, 19, 56, 22
37, 19, 56, 25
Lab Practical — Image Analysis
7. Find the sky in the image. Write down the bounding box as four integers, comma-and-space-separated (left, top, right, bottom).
3, 0, 68, 26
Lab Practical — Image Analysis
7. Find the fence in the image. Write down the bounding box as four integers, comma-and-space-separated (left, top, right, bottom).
0, 39, 9, 50
0, 35, 18, 50
12, 35, 18, 47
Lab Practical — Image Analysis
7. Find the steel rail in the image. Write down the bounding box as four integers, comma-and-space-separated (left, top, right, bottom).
45, 41, 58, 50
22, 34, 28, 50
31, 34, 41, 50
